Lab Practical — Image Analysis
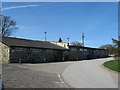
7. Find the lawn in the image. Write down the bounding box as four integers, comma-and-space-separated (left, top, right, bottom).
103, 60, 120, 72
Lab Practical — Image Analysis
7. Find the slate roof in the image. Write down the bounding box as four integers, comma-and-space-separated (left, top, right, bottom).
1, 36, 69, 50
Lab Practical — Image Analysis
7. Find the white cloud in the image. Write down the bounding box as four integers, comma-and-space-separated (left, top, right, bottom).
2, 4, 40, 11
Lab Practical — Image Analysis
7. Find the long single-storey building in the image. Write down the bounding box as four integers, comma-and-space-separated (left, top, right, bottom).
1, 36, 69, 63
67, 45, 108, 60
0, 36, 108, 64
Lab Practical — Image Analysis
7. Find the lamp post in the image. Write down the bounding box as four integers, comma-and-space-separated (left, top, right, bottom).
67, 38, 69, 46
44, 32, 47, 62
44, 32, 47, 41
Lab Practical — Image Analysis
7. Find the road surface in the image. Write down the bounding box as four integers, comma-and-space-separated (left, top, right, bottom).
62, 57, 118, 88
3, 57, 118, 88
3, 61, 75, 88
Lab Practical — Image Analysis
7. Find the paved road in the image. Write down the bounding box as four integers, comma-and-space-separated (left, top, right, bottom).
62, 57, 118, 88
2, 61, 75, 88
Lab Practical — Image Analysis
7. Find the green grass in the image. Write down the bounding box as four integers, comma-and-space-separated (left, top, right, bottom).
103, 60, 120, 72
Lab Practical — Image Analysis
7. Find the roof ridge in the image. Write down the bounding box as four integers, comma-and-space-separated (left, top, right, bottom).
2, 36, 68, 43
2, 36, 48, 43
2, 36, 69, 50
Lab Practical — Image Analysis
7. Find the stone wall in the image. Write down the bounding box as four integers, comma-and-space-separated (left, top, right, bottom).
0, 42, 109, 63
10, 47, 64, 63
0, 42, 10, 64
67, 47, 109, 61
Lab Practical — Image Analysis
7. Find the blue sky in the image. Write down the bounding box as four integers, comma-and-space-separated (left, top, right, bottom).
2, 2, 118, 48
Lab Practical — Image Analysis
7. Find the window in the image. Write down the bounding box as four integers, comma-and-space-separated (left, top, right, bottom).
84, 49, 87, 51
11, 49, 15, 52
12, 48, 26, 52
79, 49, 83, 51
31, 48, 42, 52
79, 48, 87, 51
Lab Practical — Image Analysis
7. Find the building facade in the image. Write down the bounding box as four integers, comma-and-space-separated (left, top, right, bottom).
67, 46, 108, 60
1, 37, 108, 64
1, 37, 69, 63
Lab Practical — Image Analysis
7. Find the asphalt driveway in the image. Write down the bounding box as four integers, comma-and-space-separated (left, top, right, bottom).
2, 57, 118, 88
2, 61, 75, 88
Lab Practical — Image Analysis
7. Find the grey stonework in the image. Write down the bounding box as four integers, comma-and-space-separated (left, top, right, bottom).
9, 47, 64, 63
1, 43, 109, 64
66, 47, 108, 61
1, 37, 109, 64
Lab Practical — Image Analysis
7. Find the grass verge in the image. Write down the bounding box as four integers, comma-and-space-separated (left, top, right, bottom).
103, 60, 120, 72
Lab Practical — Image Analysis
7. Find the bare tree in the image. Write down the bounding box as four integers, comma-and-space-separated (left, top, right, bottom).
70, 41, 82, 46
2, 16, 18, 37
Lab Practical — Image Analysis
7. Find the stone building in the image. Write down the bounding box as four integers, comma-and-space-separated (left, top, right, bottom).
1, 36, 69, 64
67, 45, 108, 60
1, 36, 108, 64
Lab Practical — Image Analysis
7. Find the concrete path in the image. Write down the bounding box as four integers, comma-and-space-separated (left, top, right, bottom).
62, 57, 118, 88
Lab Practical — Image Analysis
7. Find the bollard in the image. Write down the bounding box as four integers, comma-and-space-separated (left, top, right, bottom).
19, 58, 22, 64
44, 58, 46, 62
77, 57, 79, 60
62, 57, 64, 62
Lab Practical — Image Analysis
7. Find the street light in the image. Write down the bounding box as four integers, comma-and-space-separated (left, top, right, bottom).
67, 38, 69, 46
44, 32, 47, 62
44, 32, 47, 41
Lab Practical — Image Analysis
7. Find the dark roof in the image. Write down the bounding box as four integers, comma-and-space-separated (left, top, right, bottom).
69, 45, 107, 50
1, 36, 69, 50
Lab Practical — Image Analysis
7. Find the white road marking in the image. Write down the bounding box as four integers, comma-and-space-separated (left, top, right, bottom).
58, 74, 68, 88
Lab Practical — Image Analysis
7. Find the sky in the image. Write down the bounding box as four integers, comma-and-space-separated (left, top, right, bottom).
2, 2, 118, 48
